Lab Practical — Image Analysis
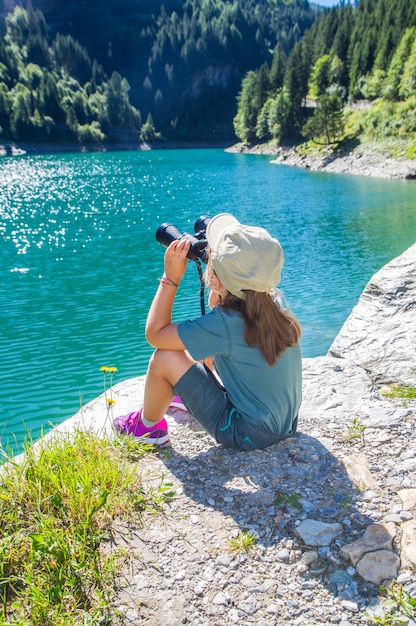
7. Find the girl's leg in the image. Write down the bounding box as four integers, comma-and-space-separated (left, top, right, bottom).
143, 349, 195, 423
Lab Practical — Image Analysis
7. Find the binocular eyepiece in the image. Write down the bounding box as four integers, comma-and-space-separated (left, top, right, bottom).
156, 215, 211, 263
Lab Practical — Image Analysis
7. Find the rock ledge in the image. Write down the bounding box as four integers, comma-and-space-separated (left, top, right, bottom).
47, 244, 416, 625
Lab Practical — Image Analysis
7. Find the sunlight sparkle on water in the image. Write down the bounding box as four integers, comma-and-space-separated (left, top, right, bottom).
1, 149, 415, 455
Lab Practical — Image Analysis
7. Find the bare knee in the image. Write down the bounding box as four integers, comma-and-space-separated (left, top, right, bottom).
148, 349, 195, 385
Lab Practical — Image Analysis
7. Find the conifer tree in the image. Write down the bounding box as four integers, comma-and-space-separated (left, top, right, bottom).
270, 45, 286, 92
399, 34, 416, 99
384, 27, 416, 100
302, 93, 344, 145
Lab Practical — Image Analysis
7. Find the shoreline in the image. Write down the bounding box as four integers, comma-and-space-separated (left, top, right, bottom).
3, 138, 416, 180
226, 143, 416, 181
0, 139, 233, 157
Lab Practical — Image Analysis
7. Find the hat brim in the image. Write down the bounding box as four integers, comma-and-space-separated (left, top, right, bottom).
206, 213, 240, 251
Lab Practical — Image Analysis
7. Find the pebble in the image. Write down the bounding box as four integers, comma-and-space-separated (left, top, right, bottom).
269, 145, 416, 180
107, 377, 415, 625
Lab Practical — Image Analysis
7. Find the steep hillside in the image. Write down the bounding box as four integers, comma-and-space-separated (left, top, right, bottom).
0, 0, 319, 143
233, 0, 416, 157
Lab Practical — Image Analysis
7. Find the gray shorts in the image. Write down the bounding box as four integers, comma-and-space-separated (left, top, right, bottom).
173, 362, 297, 451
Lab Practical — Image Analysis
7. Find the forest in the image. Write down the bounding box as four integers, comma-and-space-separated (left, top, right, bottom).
234, 0, 416, 155
0, 0, 318, 145
1, 0, 416, 153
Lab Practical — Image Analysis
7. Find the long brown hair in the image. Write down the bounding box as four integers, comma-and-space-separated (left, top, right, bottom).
221, 290, 301, 366
206, 256, 301, 365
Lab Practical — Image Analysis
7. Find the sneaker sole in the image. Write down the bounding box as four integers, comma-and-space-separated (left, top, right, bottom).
147, 434, 170, 446
120, 432, 171, 446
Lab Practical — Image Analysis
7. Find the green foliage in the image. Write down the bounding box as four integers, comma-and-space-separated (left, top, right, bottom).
140, 112, 162, 142
4, 0, 416, 147
1, 0, 319, 144
302, 93, 345, 145
357, 97, 416, 143
308, 54, 331, 99
233, 70, 260, 143
52, 33, 92, 84
234, 0, 416, 150
399, 33, 416, 99
0, 6, 141, 145
269, 45, 286, 92
227, 530, 257, 553
382, 384, 416, 400
358, 69, 387, 100
256, 97, 275, 140
273, 491, 302, 510
365, 580, 416, 625
406, 142, 416, 159
0, 428, 166, 623
254, 89, 290, 142
341, 417, 366, 442
383, 27, 416, 101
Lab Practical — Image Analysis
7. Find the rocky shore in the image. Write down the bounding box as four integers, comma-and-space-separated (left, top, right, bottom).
48, 243, 416, 625
226, 143, 416, 181
0, 139, 230, 157
3, 138, 416, 180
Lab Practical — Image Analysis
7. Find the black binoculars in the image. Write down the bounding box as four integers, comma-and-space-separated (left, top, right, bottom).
156, 215, 211, 263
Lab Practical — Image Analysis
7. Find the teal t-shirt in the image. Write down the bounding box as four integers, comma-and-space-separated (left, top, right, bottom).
177, 306, 302, 437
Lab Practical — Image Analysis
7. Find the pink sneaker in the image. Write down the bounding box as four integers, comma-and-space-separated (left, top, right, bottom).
168, 396, 187, 411
113, 408, 170, 446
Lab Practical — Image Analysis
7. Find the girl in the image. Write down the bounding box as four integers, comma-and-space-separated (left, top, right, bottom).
113, 213, 302, 451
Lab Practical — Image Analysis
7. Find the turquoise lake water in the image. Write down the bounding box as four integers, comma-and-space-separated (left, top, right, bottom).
1, 148, 416, 454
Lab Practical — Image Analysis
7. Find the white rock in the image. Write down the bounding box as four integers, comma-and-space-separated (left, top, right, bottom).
295, 519, 343, 547
339, 523, 396, 566
398, 488, 416, 510
401, 519, 416, 568
355, 550, 400, 585
212, 591, 230, 605
329, 243, 416, 386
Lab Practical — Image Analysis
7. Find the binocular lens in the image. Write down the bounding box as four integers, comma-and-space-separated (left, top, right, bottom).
194, 215, 211, 234
155, 216, 210, 263
156, 223, 183, 249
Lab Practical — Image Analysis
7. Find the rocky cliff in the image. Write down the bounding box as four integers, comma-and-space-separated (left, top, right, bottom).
329, 243, 416, 387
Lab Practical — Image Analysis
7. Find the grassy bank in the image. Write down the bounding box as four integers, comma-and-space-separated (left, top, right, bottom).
0, 431, 171, 625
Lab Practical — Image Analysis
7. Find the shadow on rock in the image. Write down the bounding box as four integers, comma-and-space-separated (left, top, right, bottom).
157, 425, 384, 602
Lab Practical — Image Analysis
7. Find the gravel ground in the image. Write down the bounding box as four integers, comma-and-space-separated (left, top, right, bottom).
102, 370, 416, 626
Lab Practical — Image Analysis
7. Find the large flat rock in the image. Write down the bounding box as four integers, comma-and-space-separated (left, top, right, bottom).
328, 243, 416, 386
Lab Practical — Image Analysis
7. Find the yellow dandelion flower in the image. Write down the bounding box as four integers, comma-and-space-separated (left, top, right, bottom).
107, 367, 118, 373
100, 366, 110, 372
106, 398, 116, 405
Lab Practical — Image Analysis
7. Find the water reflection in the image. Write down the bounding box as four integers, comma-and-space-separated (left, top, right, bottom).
1, 149, 415, 451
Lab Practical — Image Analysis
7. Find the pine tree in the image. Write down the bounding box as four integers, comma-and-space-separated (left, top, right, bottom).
399, 34, 416, 99
233, 70, 259, 143
384, 27, 416, 100
308, 55, 331, 99
270, 45, 286, 92
302, 93, 344, 145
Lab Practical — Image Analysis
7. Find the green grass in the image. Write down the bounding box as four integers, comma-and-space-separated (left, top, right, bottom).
365, 580, 416, 625
227, 530, 257, 553
342, 417, 366, 442
0, 429, 171, 625
383, 385, 416, 400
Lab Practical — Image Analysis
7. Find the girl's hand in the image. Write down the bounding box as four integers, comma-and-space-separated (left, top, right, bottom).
163, 239, 191, 285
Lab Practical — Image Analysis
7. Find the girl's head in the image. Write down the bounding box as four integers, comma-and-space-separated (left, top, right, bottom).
205, 213, 301, 364
206, 213, 284, 300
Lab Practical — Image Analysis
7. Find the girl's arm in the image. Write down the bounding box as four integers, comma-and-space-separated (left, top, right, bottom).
145, 239, 191, 349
